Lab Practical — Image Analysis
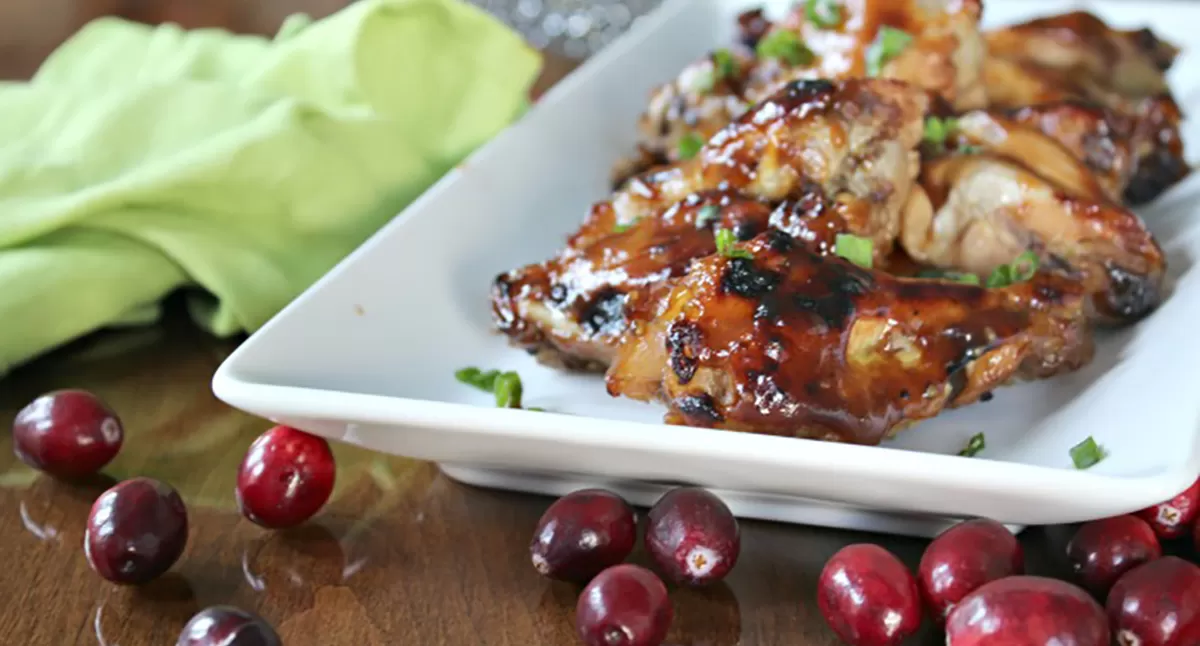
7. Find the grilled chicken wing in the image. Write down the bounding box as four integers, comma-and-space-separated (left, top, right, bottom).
982, 11, 1188, 204
606, 230, 1092, 444
493, 79, 929, 369
626, 0, 983, 179
902, 144, 1165, 324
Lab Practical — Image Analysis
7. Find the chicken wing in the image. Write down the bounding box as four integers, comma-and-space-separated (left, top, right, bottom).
982, 11, 1188, 204
606, 230, 1092, 444
493, 79, 929, 369
626, 0, 984, 180
902, 145, 1165, 324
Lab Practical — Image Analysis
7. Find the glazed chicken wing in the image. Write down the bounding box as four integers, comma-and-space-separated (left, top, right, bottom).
606, 230, 1092, 444
626, 0, 984, 179
902, 135, 1165, 324
982, 11, 1189, 204
493, 79, 929, 369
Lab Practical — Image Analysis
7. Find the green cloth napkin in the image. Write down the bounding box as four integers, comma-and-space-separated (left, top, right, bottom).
0, 0, 541, 375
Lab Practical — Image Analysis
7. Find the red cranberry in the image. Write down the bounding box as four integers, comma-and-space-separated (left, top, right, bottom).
918, 519, 1024, 622
530, 489, 637, 581
576, 564, 673, 646
818, 544, 922, 646
177, 606, 281, 646
1107, 556, 1200, 646
236, 426, 335, 529
85, 477, 188, 584
946, 576, 1108, 645
1066, 515, 1161, 595
644, 487, 740, 586
12, 390, 123, 478
1136, 477, 1199, 539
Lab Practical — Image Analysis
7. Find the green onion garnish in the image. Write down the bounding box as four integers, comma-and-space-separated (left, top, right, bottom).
958, 433, 986, 457
917, 269, 981, 285
455, 367, 500, 392
756, 30, 815, 66
806, 0, 842, 28
923, 116, 959, 147
613, 217, 641, 234
959, 144, 984, 155
678, 132, 705, 160
835, 233, 873, 269
493, 371, 523, 409
715, 228, 753, 259
865, 26, 913, 77
713, 49, 737, 80
1070, 436, 1108, 469
986, 250, 1039, 288
695, 204, 721, 229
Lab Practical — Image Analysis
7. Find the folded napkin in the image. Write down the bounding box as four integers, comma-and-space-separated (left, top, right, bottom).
0, 0, 541, 374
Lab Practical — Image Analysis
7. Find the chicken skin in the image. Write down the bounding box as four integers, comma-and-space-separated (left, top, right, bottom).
493, 79, 929, 369
982, 11, 1188, 204
902, 142, 1165, 324
625, 0, 984, 180
606, 230, 1092, 444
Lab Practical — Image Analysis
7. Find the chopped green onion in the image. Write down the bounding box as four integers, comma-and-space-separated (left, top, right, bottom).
959, 144, 983, 155
455, 367, 500, 392
493, 371, 523, 409
923, 116, 959, 147
613, 217, 641, 233
715, 228, 754, 259
694, 70, 715, 93
695, 204, 721, 229
805, 0, 842, 28
835, 233, 873, 269
958, 433, 986, 457
457, 367, 537, 410
865, 26, 913, 77
713, 49, 737, 80
678, 132, 705, 160
756, 30, 815, 66
917, 269, 981, 285
527, 407, 547, 412
1070, 436, 1108, 469
986, 250, 1040, 288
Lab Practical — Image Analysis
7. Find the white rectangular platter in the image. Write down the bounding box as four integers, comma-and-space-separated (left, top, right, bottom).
214, 0, 1200, 536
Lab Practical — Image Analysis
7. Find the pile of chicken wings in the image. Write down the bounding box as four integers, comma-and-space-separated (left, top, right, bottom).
490, 1, 1190, 446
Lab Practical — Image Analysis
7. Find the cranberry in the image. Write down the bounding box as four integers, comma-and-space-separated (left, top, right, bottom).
85, 477, 188, 584
530, 489, 637, 581
818, 544, 922, 646
1066, 515, 1161, 595
1107, 556, 1200, 646
177, 606, 281, 646
918, 519, 1023, 622
11, 390, 123, 478
946, 576, 1108, 646
576, 564, 672, 646
236, 426, 335, 529
644, 487, 740, 586
1136, 477, 1200, 539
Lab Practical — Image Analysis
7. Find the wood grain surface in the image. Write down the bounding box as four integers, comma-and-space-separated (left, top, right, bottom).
0, 2, 1197, 645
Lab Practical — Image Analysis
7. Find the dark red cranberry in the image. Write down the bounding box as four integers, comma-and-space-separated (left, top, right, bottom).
12, 390, 123, 478
530, 489, 636, 581
177, 606, 281, 646
818, 544, 922, 646
1136, 477, 1200, 539
85, 477, 188, 584
644, 487, 740, 586
737, 8, 772, 48
236, 426, 335, 529
1066, 515, 1161, 595
918, 519, 1023, 622
576, 564, 672, 646
946, 576, 1108, 646
1107, 556, 1200, 646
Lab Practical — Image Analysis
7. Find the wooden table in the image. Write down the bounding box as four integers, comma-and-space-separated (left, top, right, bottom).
1, 2, 1196, 645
